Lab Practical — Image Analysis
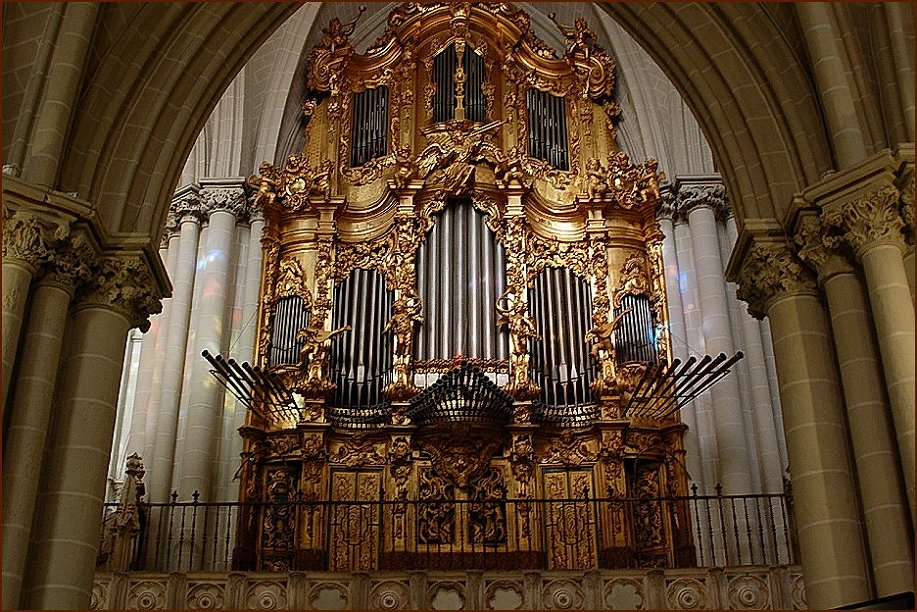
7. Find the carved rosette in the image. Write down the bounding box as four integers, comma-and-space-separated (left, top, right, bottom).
823, 185, 908, 258
76, 255, 163, 332
734, 242, 818, 320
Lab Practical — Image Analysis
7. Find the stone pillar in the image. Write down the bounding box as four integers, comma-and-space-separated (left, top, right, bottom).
148, 191, 202, 502
657, 193, 703, 488
1, 237, 93, 610
2, 212, 66, 411
130, 214, 181, 458
179, 181, 246, 500
220, 204, 264, 499
758, 320, 788, 470
680, 180, 751, 493
734, 240, 870, 609
826, 186, 915, 516
26, 256, 161, 610
797, 216, 915, 596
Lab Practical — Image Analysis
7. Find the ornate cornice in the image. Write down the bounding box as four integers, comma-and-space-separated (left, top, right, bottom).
734, 241, 818, 320
75, 255, 163, 332
2, 211, 69, 270
794, 215, 855, 282
822, 185, 907, 258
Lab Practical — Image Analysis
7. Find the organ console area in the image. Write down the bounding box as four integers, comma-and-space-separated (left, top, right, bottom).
229, 2, 706, 572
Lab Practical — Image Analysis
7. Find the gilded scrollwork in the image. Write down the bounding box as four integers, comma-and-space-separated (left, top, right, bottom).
614, 252, 651, 308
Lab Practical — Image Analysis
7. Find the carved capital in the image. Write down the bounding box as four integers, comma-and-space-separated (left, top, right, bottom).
899, 167, 914, 243
656, 186, 676, 222
76, 256, 163, 331
159, 210, 182, 248
200, 186, 247, 218
2, 211, 69, 270
794, 215, 855, 282
734, 241, 818, 319
823, 185, 907, 258
676, 182, 728, 220
43, 234, 98, 291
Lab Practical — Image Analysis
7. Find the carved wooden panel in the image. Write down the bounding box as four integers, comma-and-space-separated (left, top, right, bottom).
542, 467, 597, 570
329, 469, 382, 571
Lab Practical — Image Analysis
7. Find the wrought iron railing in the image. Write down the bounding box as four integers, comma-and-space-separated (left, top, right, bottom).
98, 490, 795, 574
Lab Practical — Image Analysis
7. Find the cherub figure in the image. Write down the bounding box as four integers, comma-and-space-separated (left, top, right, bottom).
391, 145, 418, 189
586, 158, 608, 199
320, 6, 366, 54
297, 321, 352, 366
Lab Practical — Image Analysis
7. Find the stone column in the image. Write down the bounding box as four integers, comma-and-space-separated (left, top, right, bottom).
178, 182, 245, 500
148, 191, 202, 502
2, 212, 66, 411
797, 216, 915, 596
26, 256, 161, 610
734, 240, 870, 609
1, 237, 93, 610
758, 320, 788, 470
129, 214, 181, 457
680, 181, 751, 494
221, 203, 264, 499
657, 193, 703, 489
826, 186, 915, 516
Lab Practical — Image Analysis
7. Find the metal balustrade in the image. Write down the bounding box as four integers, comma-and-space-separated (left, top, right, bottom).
98, 490, 795, 574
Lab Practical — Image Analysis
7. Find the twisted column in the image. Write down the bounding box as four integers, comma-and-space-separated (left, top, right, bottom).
797, 215, 914, 596
148, 190, 203, 502
1, 235, 94, 609
679, 181, 751, 493
735, 240, 870, 609
178, 181, 246, 500
26, 256, 162, 610
825, 185, 915, 516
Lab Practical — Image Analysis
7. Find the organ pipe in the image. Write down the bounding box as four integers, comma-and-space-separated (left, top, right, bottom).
615, 294, 657, 364
526, 88, 569, 171
269, 296, 310, 367
351, 86, 388, 167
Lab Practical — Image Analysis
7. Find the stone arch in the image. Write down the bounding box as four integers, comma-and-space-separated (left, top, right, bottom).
47, 3, 845, 242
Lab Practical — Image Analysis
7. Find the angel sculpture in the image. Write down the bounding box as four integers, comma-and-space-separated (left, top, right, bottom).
496, 290, 542, 357
548, 13, 597, 61
416, 120, 506, 195
319, 6, 366, 54
585, 307, 633, 363
383, 292, 423, 356
297, 321, 352, 367
391, 145, 418, 189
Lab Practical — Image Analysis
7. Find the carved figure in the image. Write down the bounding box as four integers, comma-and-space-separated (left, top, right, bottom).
548, 13, 597, 60
391, 145, 418, 188
320, 6, 366, 55
585, 158, 609, 199
495, 290, 541, 356
585, 307, 632, 362
416, 120, 506, 195
297, 321, 352, 371
383, 292, 423, 356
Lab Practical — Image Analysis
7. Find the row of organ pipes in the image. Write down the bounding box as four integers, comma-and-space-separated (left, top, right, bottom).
527, 89, 570, 170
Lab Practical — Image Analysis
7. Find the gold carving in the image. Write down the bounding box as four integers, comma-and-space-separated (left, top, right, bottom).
614, 252, 650, 308
545, 430, 596, 465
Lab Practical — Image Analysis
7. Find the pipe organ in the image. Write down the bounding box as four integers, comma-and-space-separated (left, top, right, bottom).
238, 2, 699, 572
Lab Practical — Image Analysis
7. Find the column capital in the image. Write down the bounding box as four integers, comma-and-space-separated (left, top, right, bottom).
733, 240, 818, 320
159, 210, 182, 249
200, 179, 249, 219
74, 255, 163, 332
674, 179, 729, 221
2, 210, 70, 271
823, 185, 908, 258
42, 234, 98, 293
171, 184, 204, 224
656, 184, 676, 222
795, 215, 856, 283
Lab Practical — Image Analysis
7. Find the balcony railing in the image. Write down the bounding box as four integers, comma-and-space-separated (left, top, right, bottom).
98, 490, 795, 574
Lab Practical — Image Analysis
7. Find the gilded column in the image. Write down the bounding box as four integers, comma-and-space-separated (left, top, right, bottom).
825, 185, 915, 516
797, 215, 914, 596
148, 189, 202, 502
680, 180, 751, 493
26, 256, 162, 610
1, 235, 93, 610
178, 181, 246, 500
734, 239, 870, 609
2, 211, 66, 411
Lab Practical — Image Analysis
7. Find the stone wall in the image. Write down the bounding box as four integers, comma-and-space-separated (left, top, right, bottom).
92, 566, 805, 610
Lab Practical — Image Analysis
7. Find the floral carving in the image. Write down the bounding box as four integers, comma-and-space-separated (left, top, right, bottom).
727, 575, 769, 609
734, 242, 817, 320
542, 579, 585, 610
665, 578, 708, 610
186, 583, 225, 610
371, 581, 410, 610
794, 215, 854, 280
545, 430, 596, 465
246, 582, 287, 610
78, 256, 163, 332
128, 580, 166, 609
823, 185, 907, 257
2, 211, 69, 267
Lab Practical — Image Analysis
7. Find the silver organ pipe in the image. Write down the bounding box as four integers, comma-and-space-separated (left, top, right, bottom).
268, 296, 310, 367
433, 45, 457, 123
615, 294, 657, 364
415, 200, 507, 373
464, 49, 486, 122
330, 268, 394, 421
351, 86, 388, 167
529, 267, 595, 415
526, 89, 569, 171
